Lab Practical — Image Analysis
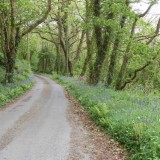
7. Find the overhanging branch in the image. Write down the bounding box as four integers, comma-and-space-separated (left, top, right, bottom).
21, 0, 51, 37
146, 18, 160, 45
120, 56, 157, 90
139, 4, 154, 18
33, 31, 57, 44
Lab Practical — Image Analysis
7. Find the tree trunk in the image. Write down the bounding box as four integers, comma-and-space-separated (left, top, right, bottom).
89, 14, 113, 84
55, 44, 60, 74
115, 4, 154, 90
106, 14, 127, 86
2, 1, 16, 83
88, 0, 114, 84
1, 0, 51, 83
115, 54, 129, 90
115, 17, 138, 90
80, 31, 92, 76
57, 3, 72, 76
80, 0, 93, 77
68, 59, 73, 76
63, 14, 69, 75
6, 53, 15, 83
74, 30, 85, 63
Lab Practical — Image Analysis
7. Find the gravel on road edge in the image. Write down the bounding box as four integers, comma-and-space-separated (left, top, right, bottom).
66, 91, 127, 160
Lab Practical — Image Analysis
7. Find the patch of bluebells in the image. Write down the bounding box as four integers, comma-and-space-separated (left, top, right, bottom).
51, 75, 160, 159
1, 75, 33, 92
60, 76, 160, 129
0, 73, 34, 105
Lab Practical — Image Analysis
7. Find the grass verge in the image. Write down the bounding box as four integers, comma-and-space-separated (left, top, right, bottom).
0, 76, 35, 108
45, 74, 160, 160
0, 61, 35, 109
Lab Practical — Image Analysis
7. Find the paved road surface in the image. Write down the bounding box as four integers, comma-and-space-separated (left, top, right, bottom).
0, 75, 71, 160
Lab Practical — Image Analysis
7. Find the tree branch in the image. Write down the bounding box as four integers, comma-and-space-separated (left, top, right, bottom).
74, 1, 85, 21
120, 56, 157, 90
74, 30, 85, 62
33, 31, 57, 44
146, 18, 160, 45
139, 4, 154, 18
133, 33, 160, 41
21, 0, 51, 37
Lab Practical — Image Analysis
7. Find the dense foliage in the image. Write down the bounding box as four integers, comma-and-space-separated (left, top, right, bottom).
1, 0, 159, 91
18, 0, 159, 92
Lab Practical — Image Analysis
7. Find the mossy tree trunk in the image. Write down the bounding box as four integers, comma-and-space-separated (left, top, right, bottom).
80, 0, 93, 77
106, 12, 127, 86
88, 0, 114, 84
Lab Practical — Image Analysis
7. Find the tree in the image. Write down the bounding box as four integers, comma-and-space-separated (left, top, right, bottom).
0, 0, 51, 83
80, 0, 93, 77
106, 0, 129, 86
34, 0, 85, 76
115, 3, 158, 90
5, 0, 160, 92
88, 0, 114, 84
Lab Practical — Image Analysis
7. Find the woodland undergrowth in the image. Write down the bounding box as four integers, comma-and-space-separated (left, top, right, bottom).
47, 73, 160, 160
0, 61, 34, 108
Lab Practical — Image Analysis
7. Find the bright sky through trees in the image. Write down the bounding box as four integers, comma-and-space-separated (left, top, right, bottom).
133, 0, 160, 24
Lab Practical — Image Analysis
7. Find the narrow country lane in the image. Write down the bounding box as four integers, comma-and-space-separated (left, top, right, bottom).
0, 75, 126, 160
0, 75, 71, 160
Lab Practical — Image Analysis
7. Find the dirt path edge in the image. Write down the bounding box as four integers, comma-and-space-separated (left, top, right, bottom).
66, 91, 127, 160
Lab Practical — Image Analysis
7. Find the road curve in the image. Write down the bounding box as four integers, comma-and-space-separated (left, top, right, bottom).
0, 75, 71, 160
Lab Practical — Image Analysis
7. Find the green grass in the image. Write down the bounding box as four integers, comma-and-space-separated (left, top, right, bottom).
46, 74, 160, 160
0, 76, 34, 108
0, 61, 35, 108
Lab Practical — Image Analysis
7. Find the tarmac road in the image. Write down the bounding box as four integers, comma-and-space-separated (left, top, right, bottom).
0, 75, 71, 160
